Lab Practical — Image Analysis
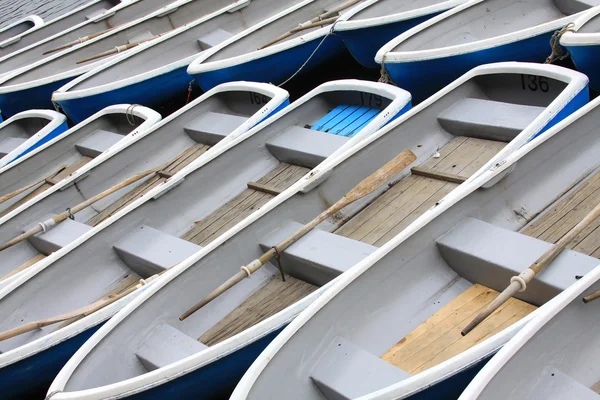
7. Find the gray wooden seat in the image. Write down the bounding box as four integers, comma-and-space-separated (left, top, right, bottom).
435, 218, 599, 304
266, 126, 351, 169
136, 323, 207, 372
437, 98, 545, 142
0, 137, 27, 157
528, 367, 600, 400
184, 111, 247, 145
75, 129, 124, 158
259, 221, 377, 286
113, 225, 202, 277
311, 337, 410, 400
27, 216, 93, 255
197, 28, 234, 50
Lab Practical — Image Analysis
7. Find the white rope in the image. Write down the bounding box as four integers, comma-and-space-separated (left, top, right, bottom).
125, 104, 139, 126
378, 53, 396, 86
510, 268, 535, 292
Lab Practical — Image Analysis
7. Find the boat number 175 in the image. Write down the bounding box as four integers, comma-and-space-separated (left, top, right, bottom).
520, 75, 550, 92
360, 93, 383, 107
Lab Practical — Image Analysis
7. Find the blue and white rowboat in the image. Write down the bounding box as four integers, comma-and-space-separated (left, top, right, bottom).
560, 6, 600, 92
333, 0, 465, 68
0, 109, 67, 168
375, 0, 597, 102
44, 64, 586, 400
0, 15, 44, 48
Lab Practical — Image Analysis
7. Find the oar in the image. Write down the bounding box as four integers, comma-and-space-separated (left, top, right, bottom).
179, 149, 417, 320
462, 200, 600, 335
310, 0, 361, 22
0, 274, 159, 342
76, 33, 162, 64
0, 163, 166, 253
0, 165, 67, 205
42, 26, 118, 54
583, 290, 600, 303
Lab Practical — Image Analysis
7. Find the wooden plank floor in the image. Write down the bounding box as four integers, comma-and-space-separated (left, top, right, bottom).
197, 274, 317, 346
336, 137, 506, 246
521, 169, 600, 258
87, 144, 210, 226
182, 163, 310, 247
381, 284, 537, 374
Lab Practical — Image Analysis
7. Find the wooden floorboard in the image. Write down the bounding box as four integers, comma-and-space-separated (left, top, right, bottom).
592, 380, 600, 394
197, 274, 317, 346
381, 284, 536, 374
336, 137, 506, 246
521, 169, 600, 257
183, 163, 310, 247
87, 144, 210, 226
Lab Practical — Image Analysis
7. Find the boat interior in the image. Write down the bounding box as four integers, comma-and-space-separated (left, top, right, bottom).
67, 0, 343, 91
390, 0, 598, 53
0, 87, 397, 366
49, 71, 582, 392
0, 0, 165, 74
0, 19, 36, 42
344, 0, 448, 23
578, 10, 600, 32
0, 89, 279, 281
0, 115, 51, 160
0, 0, 235, 86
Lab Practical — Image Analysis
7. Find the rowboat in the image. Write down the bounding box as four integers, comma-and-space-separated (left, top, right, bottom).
0, 81, 289, 291
0, 0, 169, 77
51, 0, 333, 123
0, 109, 67, 168
0, 80, 406, 399
0, 15, 44, 48
229, 70, 600, 400
185, 0, 361, 92
45, 63, 586, 400
333, 0, 465, 68
459, 265, 600, 400
0, 104, 161, 228
0, 0, 237, 118
0, 81, 290, 399
0, 0, 126, 55
560, 6, 600, 92
375, 0, 596, 102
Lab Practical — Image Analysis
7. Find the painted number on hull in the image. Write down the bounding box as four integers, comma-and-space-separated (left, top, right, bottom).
520, 75, 549, 92
249, 93, 270, 105
360, 93, 382, 107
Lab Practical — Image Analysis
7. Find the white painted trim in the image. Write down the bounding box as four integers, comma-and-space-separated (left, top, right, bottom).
0, 0, 193, 93
0, 15, 44, 48
458, 264, 600, 400
187, 0, 334, 75
560, 5, 600, 46
225, 64, 597, 400
52, 0, 251, 101
334, 0, 465, 32
375, 0, 587, 63
21, 81, 410, 399
45, 65, 576, 398
0, 109, 66, 169
0, 104, 161, 176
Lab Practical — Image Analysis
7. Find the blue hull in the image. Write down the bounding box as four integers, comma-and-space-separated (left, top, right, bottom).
383, 30, 558, 102
8, 119, 69, 164
566, 44, 600, 93
0, 324, 101, 399
56, 65, 194, 124
0, 77, 74, 118
337, 11, 447, 68
193, 35, 347, 92
530, 85, 589, 141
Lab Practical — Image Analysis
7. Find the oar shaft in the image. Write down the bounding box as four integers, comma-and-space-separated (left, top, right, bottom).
583, 289, 600, 303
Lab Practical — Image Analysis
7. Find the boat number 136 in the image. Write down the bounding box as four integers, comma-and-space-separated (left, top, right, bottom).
520, 75, 550, 92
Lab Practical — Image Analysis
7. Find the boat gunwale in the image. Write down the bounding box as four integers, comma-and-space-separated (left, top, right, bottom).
559, 5, 600, 46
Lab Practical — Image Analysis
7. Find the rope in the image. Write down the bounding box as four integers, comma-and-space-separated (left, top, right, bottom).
277, 20, 339, 87
125, 104, 139, 126
378, 53, 396, 86
545, 23, 575, 64
273, 246, 286, 281
186, 79, 195, 105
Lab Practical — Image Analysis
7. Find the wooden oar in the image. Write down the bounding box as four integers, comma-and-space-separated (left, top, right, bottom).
76, 33, 162, 64
0, 163, 166, 253
462, 200, 600, 335
583, 289, 600, 303
42, 26, 118, 54
179, 149, 417, 320
0, 274, 159, 342
0, 165, 67, 205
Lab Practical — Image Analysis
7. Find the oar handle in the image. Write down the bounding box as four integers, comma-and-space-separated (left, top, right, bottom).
583, 289, 600, 303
